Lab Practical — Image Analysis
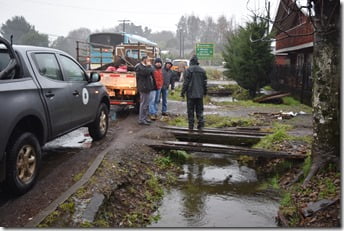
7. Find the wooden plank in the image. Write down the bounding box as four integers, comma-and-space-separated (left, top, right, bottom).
254, 92, 291, 103
149, 141, 305, 159
169, 130, 262, 146
160, 126, 271, 136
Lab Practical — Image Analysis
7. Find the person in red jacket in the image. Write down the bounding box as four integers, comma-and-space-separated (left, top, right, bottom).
149, 58, 164, 120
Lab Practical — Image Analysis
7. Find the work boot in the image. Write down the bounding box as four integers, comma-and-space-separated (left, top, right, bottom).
138, 121, 150, 126
145, 119, 153, 124
150, 114, 157, 121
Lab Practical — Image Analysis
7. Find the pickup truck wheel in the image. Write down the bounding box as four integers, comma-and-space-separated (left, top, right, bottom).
88, 103, 109, 141
5, 132, 41, 195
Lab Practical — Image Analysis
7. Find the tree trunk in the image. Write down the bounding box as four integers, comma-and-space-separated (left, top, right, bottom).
303, 0, 340, 185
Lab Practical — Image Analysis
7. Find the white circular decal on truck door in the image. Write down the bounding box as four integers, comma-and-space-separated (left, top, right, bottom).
82, 88, 89, 105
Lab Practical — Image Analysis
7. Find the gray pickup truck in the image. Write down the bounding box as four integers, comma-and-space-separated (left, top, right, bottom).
0, 37, 110, 195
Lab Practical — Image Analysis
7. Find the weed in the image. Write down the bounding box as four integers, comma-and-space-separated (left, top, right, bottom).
258, 175, 280, 190
40, 210, 61, 226
80, 221, 93, 228
59, 202, 75, 213
155, 156, 172, 169
73, 172, 84, 182
168, 150, 191, 164
302, 153, 312, 177
74, 187, 87, 198
318, 178, 337, 199
93, 219, 109, 227
280, 192, 292, 207
206, 68, 223, 80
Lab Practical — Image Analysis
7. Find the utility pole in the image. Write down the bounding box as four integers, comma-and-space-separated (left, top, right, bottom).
266, 1, 271, 34
118, 19, 130, 33
179, 29, 182, 58
182, 34, 184, 58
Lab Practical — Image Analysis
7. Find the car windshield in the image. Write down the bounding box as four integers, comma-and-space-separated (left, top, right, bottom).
172, 61, 187, 66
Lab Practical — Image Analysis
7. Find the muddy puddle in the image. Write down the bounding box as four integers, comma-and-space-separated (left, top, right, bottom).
149, 152, 280, 227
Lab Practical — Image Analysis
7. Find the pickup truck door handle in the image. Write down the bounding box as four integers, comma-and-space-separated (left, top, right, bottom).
45, 91, 55, 98
72, 90, 80, 96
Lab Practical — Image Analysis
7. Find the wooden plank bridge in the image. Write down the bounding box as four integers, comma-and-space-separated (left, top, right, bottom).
149, 126, 305, 159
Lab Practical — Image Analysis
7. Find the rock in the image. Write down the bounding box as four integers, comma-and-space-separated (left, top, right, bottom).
81, 192, 105, 223
302, 199, 337, 217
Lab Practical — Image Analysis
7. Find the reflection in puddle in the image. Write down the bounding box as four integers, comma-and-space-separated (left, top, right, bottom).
149, 154, 279, 227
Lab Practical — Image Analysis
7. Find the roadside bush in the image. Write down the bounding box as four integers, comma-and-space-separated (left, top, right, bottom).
205, 68, 223, 80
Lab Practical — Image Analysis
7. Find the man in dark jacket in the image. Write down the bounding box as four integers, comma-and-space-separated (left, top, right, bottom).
181, 55, 207, 130
161, 59, 176, 116
135, 56, 155, 125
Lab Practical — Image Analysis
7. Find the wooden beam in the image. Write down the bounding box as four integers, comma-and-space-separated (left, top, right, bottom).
149, 141, 305, 159
160, 126, 271, 137
168, 130, 263, 146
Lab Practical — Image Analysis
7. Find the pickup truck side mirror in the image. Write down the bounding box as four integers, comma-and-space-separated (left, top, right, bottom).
89, 72, 100, 83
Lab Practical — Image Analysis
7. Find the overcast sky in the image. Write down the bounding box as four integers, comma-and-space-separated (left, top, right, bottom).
1, 0, 279, 39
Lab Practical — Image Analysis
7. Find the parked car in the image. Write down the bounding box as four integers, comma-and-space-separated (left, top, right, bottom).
0, 36, 110, 195
171, 59, 189, 81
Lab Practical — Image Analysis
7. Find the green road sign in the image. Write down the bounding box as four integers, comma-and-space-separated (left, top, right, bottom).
196, 43, 214, 59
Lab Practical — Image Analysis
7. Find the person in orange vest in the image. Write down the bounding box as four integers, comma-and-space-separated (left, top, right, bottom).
149, 58, 163, 120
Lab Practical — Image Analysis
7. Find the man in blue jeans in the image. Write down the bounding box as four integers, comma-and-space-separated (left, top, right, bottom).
161, 59, 176, 116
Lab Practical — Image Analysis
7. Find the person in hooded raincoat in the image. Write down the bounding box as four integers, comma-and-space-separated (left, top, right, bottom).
180, 55, 207, 130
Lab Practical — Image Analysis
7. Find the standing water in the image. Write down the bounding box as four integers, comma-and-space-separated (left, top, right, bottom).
149, 153, 280, 228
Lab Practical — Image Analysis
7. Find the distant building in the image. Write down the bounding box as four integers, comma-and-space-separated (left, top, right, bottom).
270, 0, 314, 105
272, 0, 314, 66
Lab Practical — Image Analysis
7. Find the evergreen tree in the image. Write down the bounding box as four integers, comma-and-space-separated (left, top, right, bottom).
223, 16, 274, 97
0, 16, 49, 47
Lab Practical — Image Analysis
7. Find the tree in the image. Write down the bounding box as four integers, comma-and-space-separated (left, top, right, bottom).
0, 16, 32, 43
51, 27, 91, 57
223, 16, 274, 97
303, 0, 340, 185
248, 0, 340, 184
21, 30, 49, 47
0, 16, 49, 46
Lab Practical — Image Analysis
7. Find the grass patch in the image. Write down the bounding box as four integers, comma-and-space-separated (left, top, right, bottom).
168, 86, 183, 101
205, 114, 261, 128
282, 96, 301, 106
254, 123, 292, 151
318, 178, 337, 199
167, 115, 188, 127
258, 175, 280, 190
263, 85, 273, 91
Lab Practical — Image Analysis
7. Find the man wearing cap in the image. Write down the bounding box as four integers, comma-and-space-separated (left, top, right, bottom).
161, 58, 176, 116
181, 55, 207, 130
149, 58, 163, 120
135, 56, 155, 125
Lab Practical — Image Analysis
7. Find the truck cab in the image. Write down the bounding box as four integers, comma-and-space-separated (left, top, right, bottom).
0, 36, 110, 195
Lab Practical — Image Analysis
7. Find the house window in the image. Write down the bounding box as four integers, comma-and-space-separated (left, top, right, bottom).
296, 53, 304, 77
